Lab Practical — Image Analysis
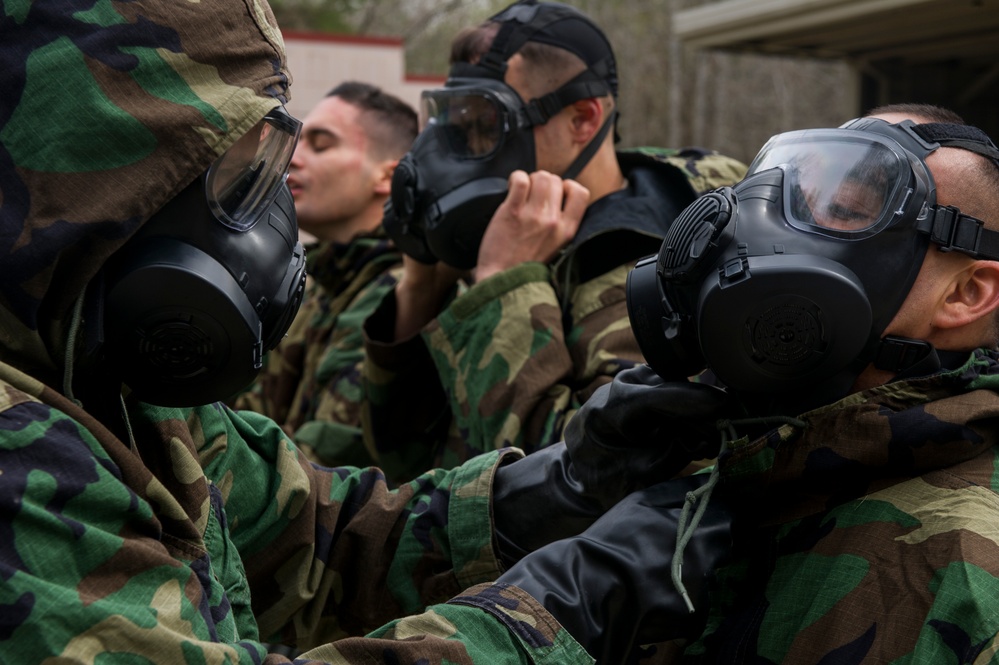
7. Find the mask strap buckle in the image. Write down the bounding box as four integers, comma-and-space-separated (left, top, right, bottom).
920, 205, 999, 260
524, 94, 565, 126
873, 336, 933, 373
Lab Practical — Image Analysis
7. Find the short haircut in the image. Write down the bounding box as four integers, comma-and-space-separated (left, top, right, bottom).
865, 102, 966, 124
327, 81, 417, 161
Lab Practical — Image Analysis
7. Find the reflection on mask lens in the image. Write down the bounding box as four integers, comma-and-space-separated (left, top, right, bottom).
749, 132, 907, 238
423, 92, 504, 159
206, 105, 302, 232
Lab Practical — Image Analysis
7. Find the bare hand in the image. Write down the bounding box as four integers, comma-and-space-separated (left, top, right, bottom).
474, 170, 590, 283
393, 254, 465, 340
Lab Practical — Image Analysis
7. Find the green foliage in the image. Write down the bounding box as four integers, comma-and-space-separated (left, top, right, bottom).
269, 0, 360, 32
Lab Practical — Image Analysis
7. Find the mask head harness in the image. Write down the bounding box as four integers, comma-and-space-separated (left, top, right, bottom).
384, 0, 618, 269
626, 117, 999, 413
90, 105, 308, 407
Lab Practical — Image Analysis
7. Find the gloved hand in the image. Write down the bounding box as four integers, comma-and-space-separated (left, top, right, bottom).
496, 473, 733, 665
565, 363, 731, 501
492, 363, 730, 564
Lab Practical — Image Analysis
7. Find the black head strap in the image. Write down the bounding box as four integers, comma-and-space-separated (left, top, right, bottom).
562, 109, 616, 181
455, 1, 585, 79
452, 0, 618, 102
911, 122, 999, 170
523, 67, 614, 126
917, 205, 999, 261
907, 121, 999, 261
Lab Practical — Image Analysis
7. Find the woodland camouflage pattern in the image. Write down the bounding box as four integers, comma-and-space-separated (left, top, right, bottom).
0, 1, 592, 662
362, 147, 748, 483
0, 362, 590, 663
681, 348, 999, 663
234, 231, 402, 468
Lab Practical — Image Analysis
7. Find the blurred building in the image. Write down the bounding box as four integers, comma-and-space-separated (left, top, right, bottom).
282, 30, 444, 119
675, 0, 999, 137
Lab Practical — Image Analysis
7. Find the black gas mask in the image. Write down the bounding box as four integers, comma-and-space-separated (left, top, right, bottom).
92, 105, 307, 407
627, 117, 999, 413
384, 0, 618, 269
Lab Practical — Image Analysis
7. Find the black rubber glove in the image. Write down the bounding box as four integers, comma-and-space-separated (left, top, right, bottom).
492, 364, 730, 565
496, 473, 732, 665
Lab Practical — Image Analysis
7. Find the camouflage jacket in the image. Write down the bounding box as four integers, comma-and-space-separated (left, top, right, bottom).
363, 148, 748, 483
682, 348, 999, 663
234, 232, 401, 468
0, 361, 591, 664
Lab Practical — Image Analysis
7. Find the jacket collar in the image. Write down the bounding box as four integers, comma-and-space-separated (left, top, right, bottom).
718, 348, 999, 524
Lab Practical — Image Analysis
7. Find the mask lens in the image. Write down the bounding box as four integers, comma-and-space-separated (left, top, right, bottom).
206, 105, 302, 231
750, 133, 906, 238
422, 90, 504, 158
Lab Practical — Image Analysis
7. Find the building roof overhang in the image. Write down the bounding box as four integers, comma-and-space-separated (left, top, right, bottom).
674, 0, 999, 70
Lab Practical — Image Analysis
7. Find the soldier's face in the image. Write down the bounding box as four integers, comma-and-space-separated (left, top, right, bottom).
287, 96, 382, 242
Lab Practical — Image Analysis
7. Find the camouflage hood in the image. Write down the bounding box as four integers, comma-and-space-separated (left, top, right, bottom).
0, 0, 290, 386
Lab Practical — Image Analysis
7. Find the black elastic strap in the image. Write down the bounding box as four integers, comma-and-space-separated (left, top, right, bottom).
874, 336, 934, 374
484, 3, 582, 69
876, 336, 971, 381
523, 75, 612, 126
917, 205, 999, 261
562, 109, 616, 181
911, 122, 999, 169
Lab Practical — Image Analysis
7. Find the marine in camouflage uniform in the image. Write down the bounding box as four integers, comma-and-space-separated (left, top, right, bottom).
235, 233, 402, 468
0, 2, 595, 661
604, 104, 999, 662
363, 147, 747, 483
233, 83, 415, 469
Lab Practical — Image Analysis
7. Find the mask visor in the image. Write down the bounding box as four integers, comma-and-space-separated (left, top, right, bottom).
206, 105, 302, 231
748, 130, 915, 239
421, 83, 517, 159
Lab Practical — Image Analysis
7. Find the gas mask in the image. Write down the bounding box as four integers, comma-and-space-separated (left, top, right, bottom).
93, 105, 307, 407
627, 117, 999, 413
384, 0, 618, 269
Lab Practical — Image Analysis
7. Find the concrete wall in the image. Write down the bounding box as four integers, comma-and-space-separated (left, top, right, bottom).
282, 30, 445, 120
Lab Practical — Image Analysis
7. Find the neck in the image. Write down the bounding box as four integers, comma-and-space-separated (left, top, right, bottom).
307, 201, 386, 245
575, 145, 626, 203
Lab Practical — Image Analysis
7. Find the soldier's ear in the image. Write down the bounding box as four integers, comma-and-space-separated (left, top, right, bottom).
934, 259, 999, 333
373, 159, 398, 197
568, 98, 603, 146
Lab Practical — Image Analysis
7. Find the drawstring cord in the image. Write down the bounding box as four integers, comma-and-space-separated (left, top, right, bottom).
671, 414, 808, 613
63, 293, 86, 408
63, 291, 138, 450
672, 457, 721, 613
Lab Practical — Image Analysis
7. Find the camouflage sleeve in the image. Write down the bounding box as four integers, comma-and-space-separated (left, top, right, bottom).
223, 400, 593, 663
196, 404, 595, 662
187, 405, 504, 640
425, 260, 641, 458
301, 584, 593, 664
